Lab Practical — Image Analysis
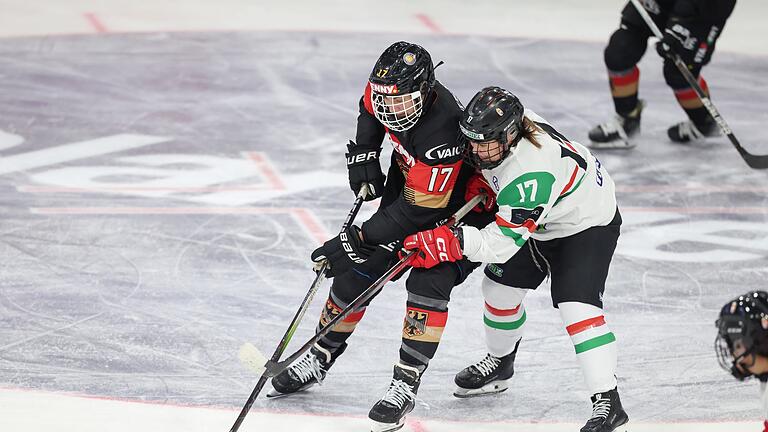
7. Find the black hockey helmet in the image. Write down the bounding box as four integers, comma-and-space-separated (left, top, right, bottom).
368, 41, 436, 132
459, 86, 525, 169
715, 291, 768, 380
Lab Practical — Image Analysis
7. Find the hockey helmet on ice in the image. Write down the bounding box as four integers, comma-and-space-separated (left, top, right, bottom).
459, 86, 524, 169
368, 41, 435, 132
715, 291, 768, 380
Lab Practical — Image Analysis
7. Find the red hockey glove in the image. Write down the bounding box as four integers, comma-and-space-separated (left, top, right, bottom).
402, 225, 463, 269
465, 173, 496, 213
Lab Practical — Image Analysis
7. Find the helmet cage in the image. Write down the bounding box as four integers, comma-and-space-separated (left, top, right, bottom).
460, 122, 519, 170
715, 314, 754, 376
371, 89, 424, 132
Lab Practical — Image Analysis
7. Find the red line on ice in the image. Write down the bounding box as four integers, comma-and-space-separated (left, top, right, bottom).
409, 419, 429, 432
291, 208, 330, 245
83, 12, 108, 33
245, 152, 286, 190
414, 13, 443, 33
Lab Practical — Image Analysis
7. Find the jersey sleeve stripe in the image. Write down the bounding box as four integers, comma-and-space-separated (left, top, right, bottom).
495, 214, 537, 233
559, 166, 579, 196
497, 226, 528, 247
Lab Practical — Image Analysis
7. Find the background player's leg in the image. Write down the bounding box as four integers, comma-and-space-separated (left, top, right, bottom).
589, 6, 659, 148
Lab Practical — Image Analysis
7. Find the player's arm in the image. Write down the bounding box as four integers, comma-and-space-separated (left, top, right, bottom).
361, 129, 463, 245
460, 170, 561, 264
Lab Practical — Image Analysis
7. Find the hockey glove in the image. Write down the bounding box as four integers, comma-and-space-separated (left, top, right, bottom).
656, 22, 697, 61
347, 141, 385, 202
312, 225, 393, 278
402, 225, 463, 269
465, 173, 496, 213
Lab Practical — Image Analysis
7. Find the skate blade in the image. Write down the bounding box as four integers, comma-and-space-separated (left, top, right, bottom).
453, 380, 509, 398
369, 418, 405, 432
587, 140, 635, 150
265, 381, 318, 398
265, 388, 291, 399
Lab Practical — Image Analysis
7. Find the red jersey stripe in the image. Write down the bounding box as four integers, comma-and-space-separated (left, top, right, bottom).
609, 67, 639, 87
559, 166, 579, 197
407, 306, 448, 327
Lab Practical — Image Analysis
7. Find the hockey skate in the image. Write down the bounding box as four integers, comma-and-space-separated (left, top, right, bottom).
267, 343, 345, 398
588, 101, 645, 149
453, 349, 517, 398
580, 387, 629, 432
667, 117, 720, 143
368, 363, 421, 432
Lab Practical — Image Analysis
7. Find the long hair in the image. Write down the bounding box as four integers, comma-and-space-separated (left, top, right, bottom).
517, 116, 542, 149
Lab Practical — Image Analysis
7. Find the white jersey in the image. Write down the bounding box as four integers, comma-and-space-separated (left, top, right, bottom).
461, 110, 617, 264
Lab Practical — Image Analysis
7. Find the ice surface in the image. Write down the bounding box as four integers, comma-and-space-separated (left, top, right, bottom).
0, 28, 767, 432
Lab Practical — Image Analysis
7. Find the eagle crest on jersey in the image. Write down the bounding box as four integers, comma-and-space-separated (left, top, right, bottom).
404, 309, 428, 337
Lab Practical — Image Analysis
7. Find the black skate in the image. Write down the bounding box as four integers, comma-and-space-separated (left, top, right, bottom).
588, 101, 645, 149
580, 387, 629, 432
453, 346, 518, 398
267, 343, 344, 398
368, 363, 421, 432
667, 117, 720, 143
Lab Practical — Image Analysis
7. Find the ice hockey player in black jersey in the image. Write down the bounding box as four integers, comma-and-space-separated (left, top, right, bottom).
267, 41, 494, 432
589, 0, 736, 148
716, 291, 768, 431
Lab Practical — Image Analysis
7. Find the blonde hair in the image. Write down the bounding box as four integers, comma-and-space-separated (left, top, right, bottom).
518, 117, 542, 148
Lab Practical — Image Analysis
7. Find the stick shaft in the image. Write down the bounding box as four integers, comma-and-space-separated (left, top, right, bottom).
228, 186, 369, 432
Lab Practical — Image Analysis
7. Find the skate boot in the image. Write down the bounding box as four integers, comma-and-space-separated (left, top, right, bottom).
368, 363, 421, 432
267, 343, 345, 397
667, 117, 720, 143
580, 387, 629, 432
588, 101, 645, 149
453, 347, 518, 398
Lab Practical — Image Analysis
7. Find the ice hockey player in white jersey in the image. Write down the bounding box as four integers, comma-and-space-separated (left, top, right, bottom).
401, 86, 629, 432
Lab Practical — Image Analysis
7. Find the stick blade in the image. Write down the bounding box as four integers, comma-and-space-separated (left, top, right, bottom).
239, 342, 268, 374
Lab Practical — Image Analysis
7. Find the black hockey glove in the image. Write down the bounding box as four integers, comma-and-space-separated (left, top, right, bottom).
656, 22, 697, 61
312, 225, 395, 278
346, 141, 385, 202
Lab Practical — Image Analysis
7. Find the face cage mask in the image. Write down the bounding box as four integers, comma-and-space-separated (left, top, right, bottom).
371, 90, 424, 132
461, 127, 518, 170
715, 317, 757, 380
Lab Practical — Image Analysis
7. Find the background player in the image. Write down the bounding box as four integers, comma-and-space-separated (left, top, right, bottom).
268, 41, 493, 432
716, 291, 768, 431
403, 86, 628, 432
589, 0, 737, 148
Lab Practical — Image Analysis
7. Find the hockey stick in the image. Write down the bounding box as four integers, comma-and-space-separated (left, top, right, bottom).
629, 0, 768, 169
228, 185, 369, 432
258, 193, 486, 379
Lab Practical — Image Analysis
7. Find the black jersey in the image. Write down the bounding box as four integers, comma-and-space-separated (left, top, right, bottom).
352, 81, 477, 245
